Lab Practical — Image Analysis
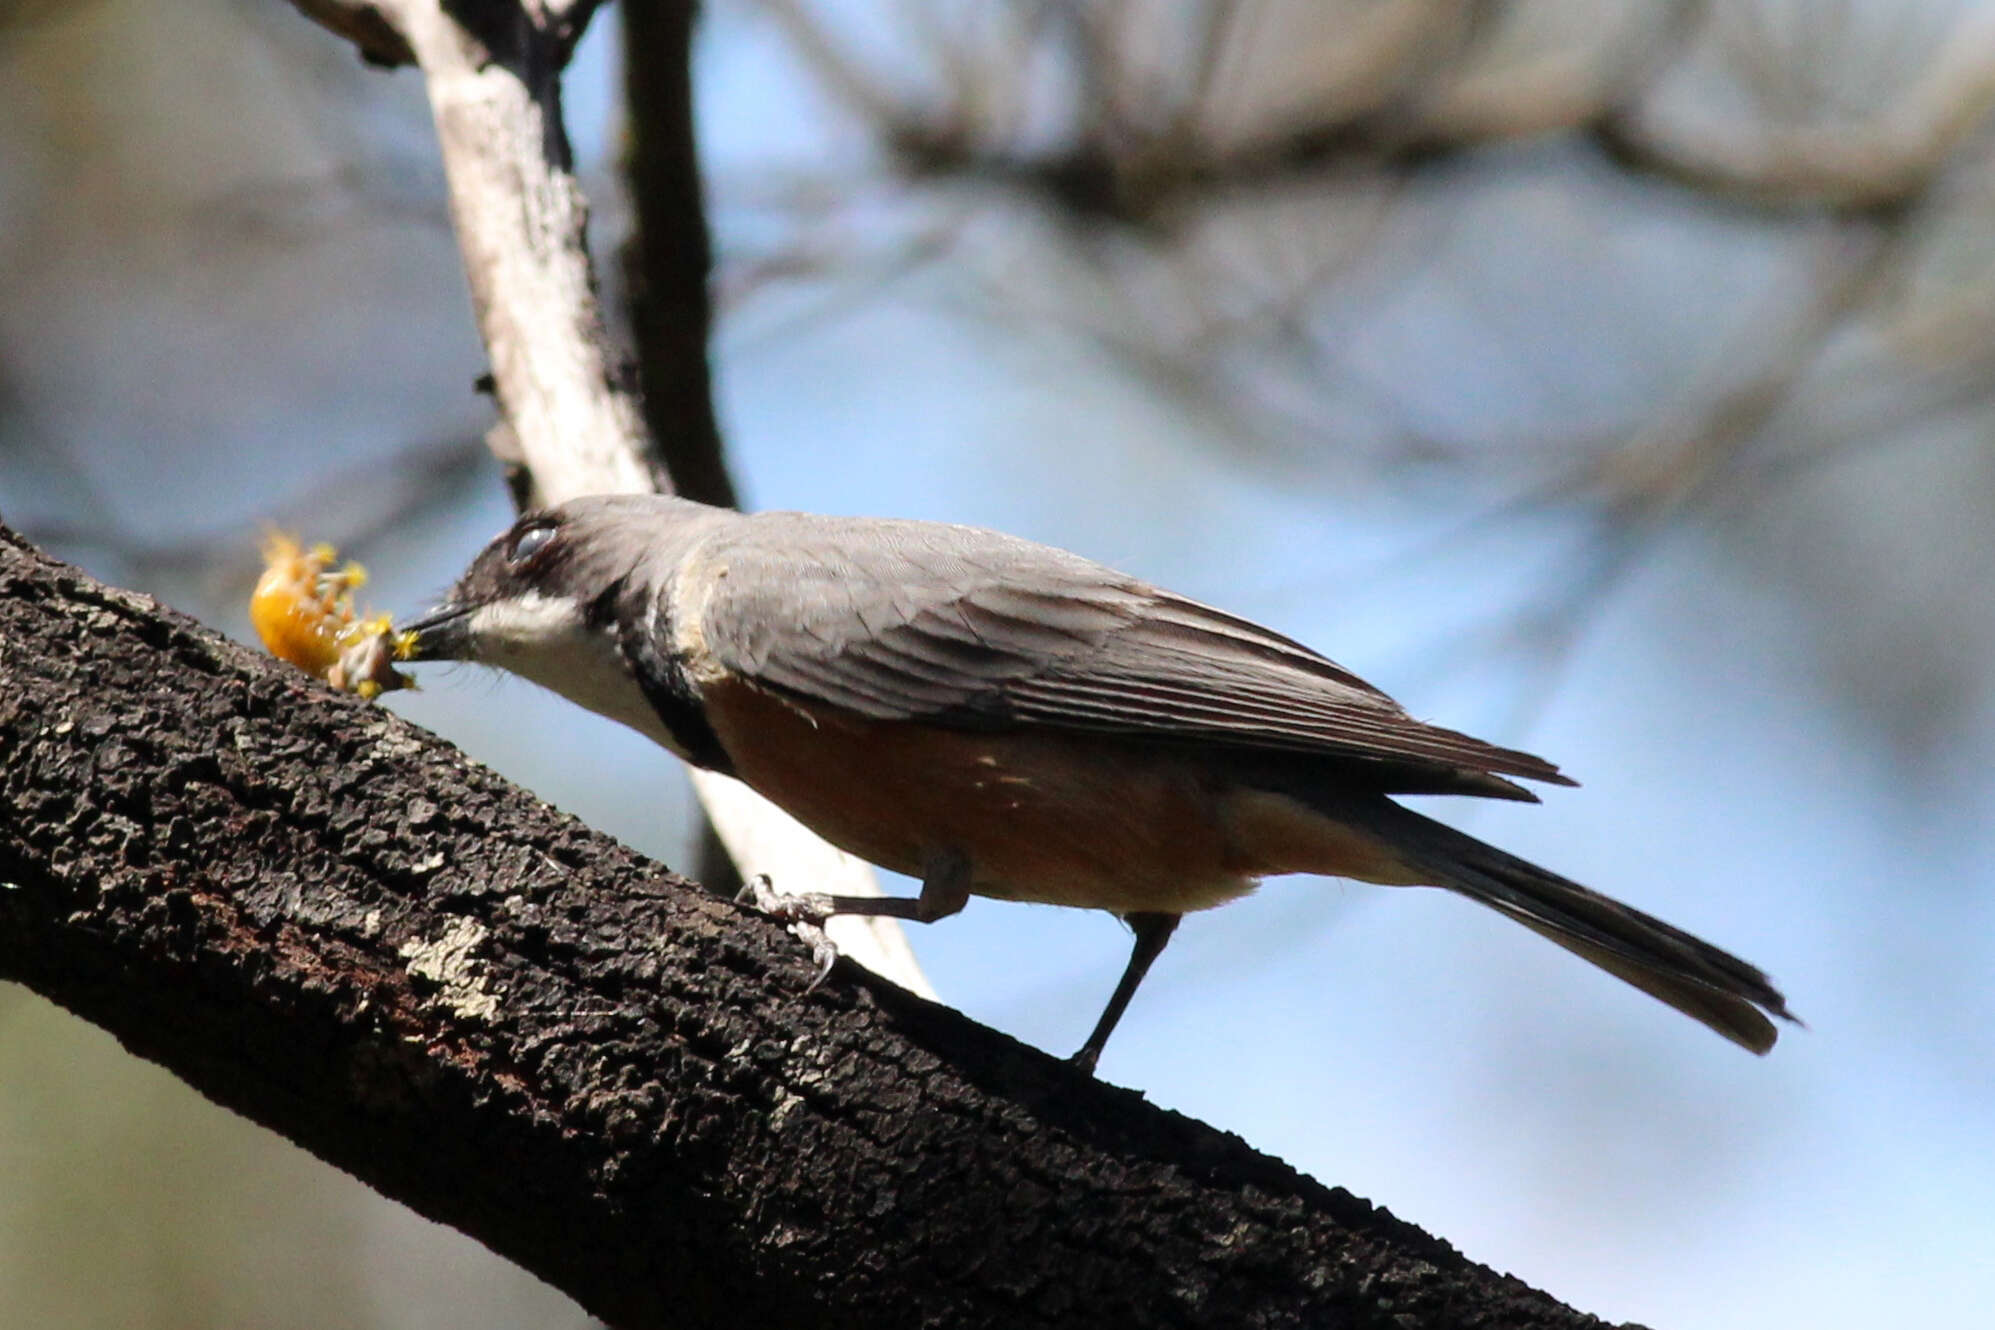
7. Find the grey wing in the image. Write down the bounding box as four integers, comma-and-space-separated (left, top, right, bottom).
700, 512, 1572, 795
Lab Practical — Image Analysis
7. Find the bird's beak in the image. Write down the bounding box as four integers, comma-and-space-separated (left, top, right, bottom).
398, 601, 476, 662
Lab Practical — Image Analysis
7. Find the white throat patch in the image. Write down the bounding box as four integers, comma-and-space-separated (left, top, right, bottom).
467, 592, 691, 759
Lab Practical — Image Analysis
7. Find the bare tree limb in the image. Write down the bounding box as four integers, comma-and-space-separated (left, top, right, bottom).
326, 0, 666, 502
0, 522, 1622, 1330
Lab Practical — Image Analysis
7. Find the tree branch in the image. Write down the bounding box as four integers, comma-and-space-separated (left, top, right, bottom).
0, 524, 1618, 1330
382, 0, 668, 502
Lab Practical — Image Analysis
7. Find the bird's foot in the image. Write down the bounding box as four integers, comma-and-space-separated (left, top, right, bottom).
735, 876, 840, 991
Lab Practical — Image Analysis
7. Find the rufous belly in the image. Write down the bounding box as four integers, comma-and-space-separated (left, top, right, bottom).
699, 678, 1426, 912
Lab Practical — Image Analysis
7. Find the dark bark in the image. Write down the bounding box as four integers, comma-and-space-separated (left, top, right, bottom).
0, 527, 1622, 1330
621, 0, 737, 510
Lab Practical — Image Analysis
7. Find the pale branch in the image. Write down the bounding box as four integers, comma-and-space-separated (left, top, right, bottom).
362, 0, 666, 504
0, 526, 1619, 1330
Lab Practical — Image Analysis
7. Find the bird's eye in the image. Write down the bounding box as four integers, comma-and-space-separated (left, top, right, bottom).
505, 522, 556, 567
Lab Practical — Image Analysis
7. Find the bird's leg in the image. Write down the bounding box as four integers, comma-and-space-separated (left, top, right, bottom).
734, 848, 971, 923
1070, 912, 1181, 1076
734, 851, 973, 986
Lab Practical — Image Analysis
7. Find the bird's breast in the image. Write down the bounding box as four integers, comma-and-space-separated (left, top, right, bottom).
697, 677, 1262, 914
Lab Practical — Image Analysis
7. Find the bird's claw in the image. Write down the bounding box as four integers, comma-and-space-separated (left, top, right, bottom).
735, 875, 840, 991
798, 929, 839, 993
734, 874, 823, 921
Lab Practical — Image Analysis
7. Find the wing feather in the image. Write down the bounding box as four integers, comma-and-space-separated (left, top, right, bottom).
696, 511, 1571, 791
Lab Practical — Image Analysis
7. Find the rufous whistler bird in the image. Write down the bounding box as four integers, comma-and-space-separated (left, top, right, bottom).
402, 494, 1796, 1072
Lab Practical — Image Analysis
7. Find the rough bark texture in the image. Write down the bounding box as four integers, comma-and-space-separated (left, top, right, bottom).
0, 529, 1623, 1330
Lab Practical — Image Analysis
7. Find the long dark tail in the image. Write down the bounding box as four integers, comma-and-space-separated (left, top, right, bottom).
1364, 802, 1798, 1053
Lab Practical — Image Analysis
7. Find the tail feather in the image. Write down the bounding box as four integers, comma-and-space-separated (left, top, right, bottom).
1366, 803, 1798, 1054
